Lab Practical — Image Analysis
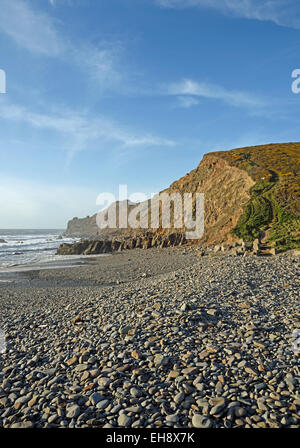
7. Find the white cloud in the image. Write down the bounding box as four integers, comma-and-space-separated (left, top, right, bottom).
0, 0, 125, 92
0, 0, 64, 56
73, 42, 124, 92
177, 96, 200, 108
167, 78, 264, 109
156, 0, 300, 29
0, 98, 176, 162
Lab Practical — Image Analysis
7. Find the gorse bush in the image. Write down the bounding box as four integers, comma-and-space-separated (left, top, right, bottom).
210, 143, 300, 251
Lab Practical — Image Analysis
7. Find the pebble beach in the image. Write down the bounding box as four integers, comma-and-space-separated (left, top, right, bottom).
0, 248, 299, 429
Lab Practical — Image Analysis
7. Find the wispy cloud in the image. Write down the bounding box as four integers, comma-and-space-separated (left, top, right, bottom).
177, 96, 200, 108
156, 0, 300, 29
167, 78, 265, 109
49, 0, 73, 6
73, 41, 124, 93
0, 98, 176, 163
0, 0, 64, 56
0, 0, 125, 92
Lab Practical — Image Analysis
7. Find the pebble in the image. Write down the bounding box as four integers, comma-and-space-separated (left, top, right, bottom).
90, 392, 104, 405
66, 404, 81, 419
96, 399, 110, 410
118, 414, 131, 427
209, 397, 226, 415
166, 414, 179, 423
192, 414, 212, 428
174, 392, 185, 404
0, 250, 298, 429
234, 407, 247, 418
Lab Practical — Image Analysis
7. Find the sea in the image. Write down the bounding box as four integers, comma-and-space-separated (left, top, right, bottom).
0, 229, 80, 269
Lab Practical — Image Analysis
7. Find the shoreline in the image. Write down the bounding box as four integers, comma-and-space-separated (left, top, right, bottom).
0, 247, 200, 288
0, 254, 111, 285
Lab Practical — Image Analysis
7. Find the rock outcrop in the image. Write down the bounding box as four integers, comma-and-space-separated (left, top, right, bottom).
57, 232, 186, 255
64, 215, 98, 239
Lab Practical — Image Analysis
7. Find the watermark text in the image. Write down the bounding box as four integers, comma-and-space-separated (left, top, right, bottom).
291, 69, 300, 94
292, 329, 300, 354
0, 328, 6, 354
96, 185, 204, 240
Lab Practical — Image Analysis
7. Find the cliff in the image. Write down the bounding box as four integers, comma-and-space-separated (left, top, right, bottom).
65, 215, 98, 238
63, 142, 300, 252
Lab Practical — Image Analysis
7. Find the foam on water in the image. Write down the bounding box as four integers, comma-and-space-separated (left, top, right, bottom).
0, 229, 80, 268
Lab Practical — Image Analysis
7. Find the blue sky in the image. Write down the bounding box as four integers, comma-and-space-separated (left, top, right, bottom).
0, 0, 300, 228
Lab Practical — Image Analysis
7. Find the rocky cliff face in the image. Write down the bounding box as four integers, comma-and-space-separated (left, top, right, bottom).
64, 154, 254, 245
163, 153, 254, 245
65, 215, 98, 238
63, 143, 300, 252
64, 200, 138, 239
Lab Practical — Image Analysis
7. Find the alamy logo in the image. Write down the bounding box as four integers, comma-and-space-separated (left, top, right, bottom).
0, 328, 6, 354
96, 185, 205, 239
0, 69, 6, 94
292, 329, 300, 354
291, 69, 300, 94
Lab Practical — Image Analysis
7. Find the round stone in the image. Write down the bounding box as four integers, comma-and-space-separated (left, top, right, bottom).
166, 414, 179, 423
118, 414, 131, 427
66, 404, 80, 419
192, 414, 212, 428
234, 407, 247, 418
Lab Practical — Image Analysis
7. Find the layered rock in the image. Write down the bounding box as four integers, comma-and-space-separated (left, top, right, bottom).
57, 232, 186, 255
63, 154, 254, 246
63, 143, 300, 251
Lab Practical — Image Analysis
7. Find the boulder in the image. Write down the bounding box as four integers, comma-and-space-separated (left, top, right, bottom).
112, 240, 122, 251
56, 243, 72, 255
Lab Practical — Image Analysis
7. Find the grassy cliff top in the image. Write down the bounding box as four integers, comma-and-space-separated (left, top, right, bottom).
210, 142, 300, 250
210, 142, 300, 214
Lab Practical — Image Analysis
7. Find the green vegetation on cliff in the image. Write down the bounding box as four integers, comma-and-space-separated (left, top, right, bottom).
211, 143, 300, 251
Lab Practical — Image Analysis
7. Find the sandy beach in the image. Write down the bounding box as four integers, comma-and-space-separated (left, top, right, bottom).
0, 248, 299, 428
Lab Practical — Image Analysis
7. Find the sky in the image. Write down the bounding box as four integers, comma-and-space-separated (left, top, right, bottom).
0, 0, 300, 228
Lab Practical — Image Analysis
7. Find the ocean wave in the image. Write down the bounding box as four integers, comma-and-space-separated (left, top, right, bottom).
0, 230, 79, 267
